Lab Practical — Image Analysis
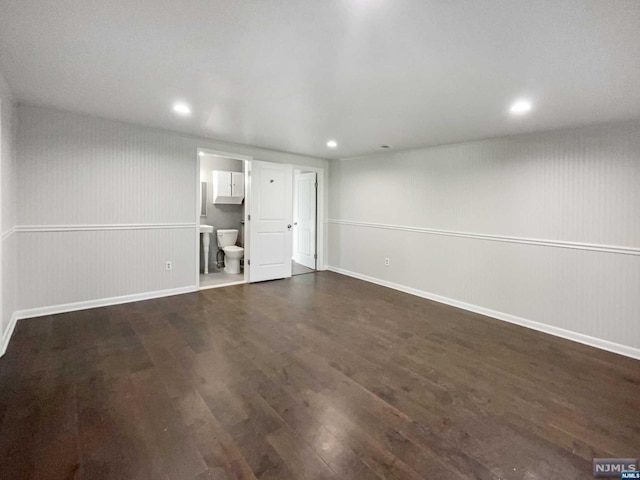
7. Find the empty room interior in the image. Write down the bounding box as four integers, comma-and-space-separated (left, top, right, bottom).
1, 1, 639, 479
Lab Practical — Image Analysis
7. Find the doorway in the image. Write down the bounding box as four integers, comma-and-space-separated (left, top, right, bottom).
246, 161, 324, 283
292, 169, 317, 275
196, 148, 251, 290
196, 154, 325, 287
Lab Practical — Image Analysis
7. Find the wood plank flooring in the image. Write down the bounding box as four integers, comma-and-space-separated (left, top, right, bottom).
0, 271, 638, 479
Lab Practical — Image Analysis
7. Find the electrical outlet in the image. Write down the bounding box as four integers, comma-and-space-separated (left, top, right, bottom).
165, 261, 173, 271
384, 258, 390, 266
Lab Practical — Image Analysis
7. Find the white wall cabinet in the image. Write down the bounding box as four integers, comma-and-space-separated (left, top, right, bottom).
231, 171, 244, 199
213, 170, 244, 204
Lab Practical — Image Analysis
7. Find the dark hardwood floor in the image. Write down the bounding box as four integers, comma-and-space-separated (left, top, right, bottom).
0, 272, 638, 479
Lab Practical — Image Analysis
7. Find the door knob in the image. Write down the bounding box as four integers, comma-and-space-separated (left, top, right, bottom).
287, 224, 292, 229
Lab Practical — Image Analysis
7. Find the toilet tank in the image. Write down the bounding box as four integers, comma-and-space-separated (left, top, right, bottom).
216, 229, 238, 248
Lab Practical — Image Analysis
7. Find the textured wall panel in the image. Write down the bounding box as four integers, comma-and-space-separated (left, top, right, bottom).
329, 223, 640, 349
2, 233, 16, 332
0, 72, 17, 343
331, 121, 640, 247
1, 78, 16, 233
17, 108, 196, 225
329, 120, 640, 352
16, 105, 328, 312
17, 228, 195, 309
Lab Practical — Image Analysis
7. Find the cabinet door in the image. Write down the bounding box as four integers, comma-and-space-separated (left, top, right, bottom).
214, 171, 232, 197
232, 171, 244, 198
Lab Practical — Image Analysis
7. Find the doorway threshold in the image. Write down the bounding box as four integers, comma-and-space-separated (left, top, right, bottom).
199, 270, 245, 289
199, 280, 246, 291
292, 260, 316, 276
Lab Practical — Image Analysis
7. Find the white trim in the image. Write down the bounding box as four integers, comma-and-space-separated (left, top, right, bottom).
289, 164, 326, 271
327, 266, 640, 361
195, 148, 202, 288
198, 148, 253, 162
13, 286, 197, 322
195, 147, 252, 289
0, 312, 18, 357
244, 159, 252, 283
1, 227, 15, 241
15, 223, 195, 233
328, 219, 640, 256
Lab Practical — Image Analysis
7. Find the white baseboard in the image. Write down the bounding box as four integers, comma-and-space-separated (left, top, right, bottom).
0, 286, 197, 357
0, 312, 19, 357
13, 286, 197, 322
327, 266, 640, 361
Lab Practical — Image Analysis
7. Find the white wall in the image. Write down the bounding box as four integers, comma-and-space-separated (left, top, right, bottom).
0, 76, 15, 233
16, 105, 328, 313
329, 120, 640, 357
0, 71, 17, 356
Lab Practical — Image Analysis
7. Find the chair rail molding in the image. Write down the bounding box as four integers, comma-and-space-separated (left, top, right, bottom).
15, 223, 196, 233
1, 227, 16, 241
327, 219, 640, 256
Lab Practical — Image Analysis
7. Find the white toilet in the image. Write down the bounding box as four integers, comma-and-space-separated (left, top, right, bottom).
216, 229, 244, 274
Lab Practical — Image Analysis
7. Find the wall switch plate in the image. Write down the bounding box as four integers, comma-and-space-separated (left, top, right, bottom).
165, 261, 173, 271
384, 258, 390, 266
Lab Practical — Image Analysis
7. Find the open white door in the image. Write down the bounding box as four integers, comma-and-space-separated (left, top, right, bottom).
293, 172, 317, 270
248, 161, 293, 282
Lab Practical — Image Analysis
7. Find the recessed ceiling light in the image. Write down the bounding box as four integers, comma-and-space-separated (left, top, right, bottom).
326, 140, 338, 148
510, 99, 532, 115
173, 102, 191, 116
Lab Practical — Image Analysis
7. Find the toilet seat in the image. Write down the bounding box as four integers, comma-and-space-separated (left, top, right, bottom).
223, 245, 243, 253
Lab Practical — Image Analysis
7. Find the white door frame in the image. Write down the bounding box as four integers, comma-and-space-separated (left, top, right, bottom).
292, 170, 317, 270
194, 152, 326, 288
195, 148, 252, 289
289, 164, 325, 271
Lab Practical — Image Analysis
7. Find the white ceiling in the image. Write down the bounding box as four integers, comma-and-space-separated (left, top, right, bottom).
1, 0, 640, 159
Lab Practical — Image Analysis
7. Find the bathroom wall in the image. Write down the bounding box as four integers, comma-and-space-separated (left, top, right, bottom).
328, 119, 640, 358
199, 154, 244, 273
15, 105, 328, 315
0, 71, 17, 356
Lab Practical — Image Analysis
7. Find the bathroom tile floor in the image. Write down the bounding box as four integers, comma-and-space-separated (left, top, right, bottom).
200, 270, 244, 288
201, 261, 313, 287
